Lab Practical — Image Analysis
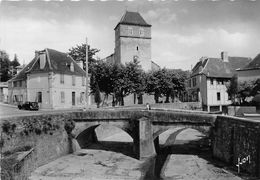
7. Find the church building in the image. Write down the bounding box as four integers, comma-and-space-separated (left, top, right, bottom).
105, 11, 152, 71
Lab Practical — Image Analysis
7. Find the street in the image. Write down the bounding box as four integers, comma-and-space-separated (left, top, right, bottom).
0, 103, 86, 119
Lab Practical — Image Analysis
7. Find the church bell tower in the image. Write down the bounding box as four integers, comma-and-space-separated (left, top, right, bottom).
114, 11, 152, 71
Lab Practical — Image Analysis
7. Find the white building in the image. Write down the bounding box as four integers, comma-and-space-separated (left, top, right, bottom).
187, 52, 251, 112
8, 48, 89, 110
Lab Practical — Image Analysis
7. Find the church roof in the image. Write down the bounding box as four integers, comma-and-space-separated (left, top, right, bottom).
9, 48, 85, 82
238, 53, 260, 71
114, 11, 151, 29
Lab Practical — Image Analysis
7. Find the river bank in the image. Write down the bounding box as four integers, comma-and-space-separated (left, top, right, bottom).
29, 128, 251, 180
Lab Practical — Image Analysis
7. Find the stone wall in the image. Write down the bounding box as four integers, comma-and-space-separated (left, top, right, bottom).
227, 106, 256, 116
0, 113, 71, 179
212, 115, 260, 176
151, 102, 202, 110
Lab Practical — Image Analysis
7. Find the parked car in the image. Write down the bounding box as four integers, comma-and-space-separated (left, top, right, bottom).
18, 101, 39, 111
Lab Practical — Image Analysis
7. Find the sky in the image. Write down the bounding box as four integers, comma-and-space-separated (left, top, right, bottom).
0, 0, 260, 70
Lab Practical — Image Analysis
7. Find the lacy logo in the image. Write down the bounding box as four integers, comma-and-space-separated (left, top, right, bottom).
236, 155, 251, 173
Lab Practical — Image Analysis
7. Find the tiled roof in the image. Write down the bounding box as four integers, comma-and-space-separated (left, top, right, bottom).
9, 48, 85, 82
228, 56, 252, 71
115, 11, 151, 29
238, 54, 260, 70
191, 56, 251, 78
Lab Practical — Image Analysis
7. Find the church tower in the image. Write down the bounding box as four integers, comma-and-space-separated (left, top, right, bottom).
114, 11, 152, 71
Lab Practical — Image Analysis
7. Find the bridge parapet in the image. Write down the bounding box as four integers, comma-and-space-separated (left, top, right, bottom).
213, 115, 260, 177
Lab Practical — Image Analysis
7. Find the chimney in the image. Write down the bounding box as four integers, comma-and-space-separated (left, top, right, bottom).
221, 51, 228, 62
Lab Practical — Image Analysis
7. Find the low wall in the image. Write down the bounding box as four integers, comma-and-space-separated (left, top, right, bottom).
151, 102, 202, 110
212, 115, 260, 176
227, 106, 256, 116
0, 114, 71, 179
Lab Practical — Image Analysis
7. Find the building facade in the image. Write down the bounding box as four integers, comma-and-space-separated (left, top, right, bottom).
8, 48, 88, 110
187, 52, 251, 112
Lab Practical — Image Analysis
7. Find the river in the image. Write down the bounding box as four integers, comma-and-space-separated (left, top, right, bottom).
30, 128, 248, 180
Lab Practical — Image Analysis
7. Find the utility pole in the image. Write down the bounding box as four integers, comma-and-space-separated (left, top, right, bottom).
85, 37, 89, 108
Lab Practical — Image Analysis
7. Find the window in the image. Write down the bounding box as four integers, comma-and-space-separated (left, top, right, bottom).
14, 81, 17, 87
192, 78, 196, 87
128, 27, 133, 35
136, 46, 139, 51
210, 78, 214, 85
133, 55, 138, 62
82, 76, 85, 86
217, 92, 221, 101
13, 95, 18, 102
61, 91, 65, 103
38, 92, 42, 103
188, 79, 191, 87
80, 92, 85, 103
60, 74, 64, 84
72, 75, 75, 86
139, 28, 144, 36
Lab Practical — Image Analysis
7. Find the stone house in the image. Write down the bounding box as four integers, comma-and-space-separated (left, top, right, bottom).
187, 52, 251, 112
8, 48, 88, 110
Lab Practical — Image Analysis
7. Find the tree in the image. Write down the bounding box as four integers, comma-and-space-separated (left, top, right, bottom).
90, 60, 117, 106
0, 50, 11, 82
114, 60, 145, 106
226, 76, 256, 105
251, 78, 260, 97
237, 81, 255, 104
145, 68, 187, 103
94, 83, 102, 108
68, 43, 100, 71
225, 75, 238, 104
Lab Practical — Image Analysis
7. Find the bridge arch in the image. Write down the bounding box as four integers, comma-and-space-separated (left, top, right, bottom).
153, 125, 212, 141
152, 124, 212, 153
73, 122, 134, 149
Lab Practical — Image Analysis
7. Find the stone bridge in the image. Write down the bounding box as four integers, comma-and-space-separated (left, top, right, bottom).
71, 110, 215, 160
1, 109, 260, 177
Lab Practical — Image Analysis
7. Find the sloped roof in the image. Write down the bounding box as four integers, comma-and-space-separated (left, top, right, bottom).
228, 57, 252, 71
115, 11, 151, 29
10, 48, 85, 82
191, 56, 251, 78
238, 54, 260, 71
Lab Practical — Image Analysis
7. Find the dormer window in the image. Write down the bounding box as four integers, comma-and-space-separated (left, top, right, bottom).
39, 53, 46, 69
